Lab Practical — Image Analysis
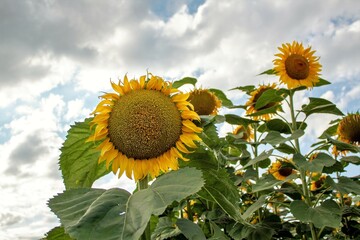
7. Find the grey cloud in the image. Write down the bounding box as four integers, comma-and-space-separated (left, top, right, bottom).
6, 133, 49, 175
0, 213, 21, 227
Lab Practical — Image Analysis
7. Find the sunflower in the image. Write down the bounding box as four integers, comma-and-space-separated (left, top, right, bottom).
268, 159, 297, 181
233, 125, 254, 141
310, 174, 327, 191
333, 113, 360, 156
87, 73, 202, 181
245, 83, 281, 121
273, 41, 322, 89
188, 89, 221, 115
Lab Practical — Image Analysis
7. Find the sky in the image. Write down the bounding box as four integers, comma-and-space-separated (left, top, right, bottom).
0, 0, 359, 239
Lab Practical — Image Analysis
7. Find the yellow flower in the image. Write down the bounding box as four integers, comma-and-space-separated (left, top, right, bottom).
233, 125, 254, 141
273, 41, 322, 89
268, 159, 297, 181
87, 73, 202, 181
310, 175, 327, 191
245, 83, 281, 121
188, 89, 221, 115
333, 113, 360, 156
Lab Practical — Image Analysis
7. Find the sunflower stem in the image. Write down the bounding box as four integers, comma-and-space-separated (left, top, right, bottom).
138, 176, 151, 240
289, 90, 318, 240
252, 123, 263, 222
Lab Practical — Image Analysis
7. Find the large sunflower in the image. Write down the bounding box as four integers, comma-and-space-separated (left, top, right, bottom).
268, 159, 297, 181
188, 89, 221, 115
87, 74, 202, 181
273, 41, 322, 89
245, 83, 281, 121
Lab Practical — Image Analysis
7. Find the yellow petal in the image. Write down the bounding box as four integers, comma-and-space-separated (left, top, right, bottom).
172, 93, 190, 102
111, 81, 125, 95
176, 140, 193, 154
181, 110, 200, 121
182, 120, 202, 133
130, 80, 141, 90
125, 157, 135, 179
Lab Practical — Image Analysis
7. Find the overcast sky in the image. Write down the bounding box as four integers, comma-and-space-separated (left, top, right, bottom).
0, 0, 359, 239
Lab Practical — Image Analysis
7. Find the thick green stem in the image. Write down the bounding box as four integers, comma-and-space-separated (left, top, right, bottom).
289, 91, 318, 240
138, 176, 151, 240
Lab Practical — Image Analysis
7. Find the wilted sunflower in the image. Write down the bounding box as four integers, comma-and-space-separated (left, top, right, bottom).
333, 113, 360, 156
245, 83, 281, 121
273, 41, 322, 89
268, 159, 297, 181
233, 125, 254, 141
87, 74, 202, 181
188, 89, 221, 115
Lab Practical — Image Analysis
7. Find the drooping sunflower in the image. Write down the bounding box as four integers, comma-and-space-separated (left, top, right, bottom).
233, 125, 254, 141
87, 73, 202, 181
245, 83, 281, 121
273, 41, 322, 89
333, 113, 360, 156
188, 89, 221, 115
268, 159, 297, 181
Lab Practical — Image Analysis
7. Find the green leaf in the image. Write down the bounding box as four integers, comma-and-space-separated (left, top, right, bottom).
224, 114, 258, 125
319, 122, 339, 139
60, 118, 110, 189
326, 176, 360, 195
275, 143, 296, 154
151, 217, 181, 240
247, 105, 281, 117
209, 88, 233, 107
262, 130, 304, 146
265, 119, 291, 134
240, 224, 275, 240
176, 219, 206, 240
290, 200, 341, 228
208, 221, 230, 240
242, 150, 273, 168
122, 167, 204, 240
293, 153, 335, 173
48, 188, 131, 240
42, 226, 74, 240
326, 136, 360, 153
252, 174, 297, 192
230, 85, 255, 94
314, 77, 331, 87
254, 89, 284, 110
341, 156, 360, 165
301, 97, 344, 117
198, 169, 244, 223
242, 195, 267, 220
259, 68, 276, 75
172, 77, 197, 88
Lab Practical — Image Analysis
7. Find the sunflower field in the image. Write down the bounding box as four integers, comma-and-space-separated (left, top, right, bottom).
43, 41, 360, 240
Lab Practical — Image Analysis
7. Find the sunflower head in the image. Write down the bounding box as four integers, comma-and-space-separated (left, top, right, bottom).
245, 83, 281, 121
233, 125, 254, 141
268, 159, 297, 181
333, 113, 360, 156
188, 89, 221, 115
87, 73, 203, 181
310, 175, 327, 192
273, 41, 322, 89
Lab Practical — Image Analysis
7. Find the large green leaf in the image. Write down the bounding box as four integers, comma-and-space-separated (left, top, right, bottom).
198, 169, 245, 223
293, 153, 335, 173
252, 174, 297, 192
151, 217, 181, 240
301, 98, 344, 117
230, 85, 255, 94
172, 77, 197, 88
290, 200, 341, 228
60, 118, 110, 189
326, 136, 360, 153
176, 218, 206, 240
122, 167, 204, 239
42, 226, 74, 240
224, 114, 258, 125
242, 195, 267, 220
254, 88, 284, 110
48, 188, 131, 240
262, 130, 304, 146
326, 176, 360, 195
209, 88, 233, 107
242, 150, 273, 169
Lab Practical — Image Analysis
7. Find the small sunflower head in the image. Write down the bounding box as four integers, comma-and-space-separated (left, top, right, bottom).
273, 41, 322, 89
245, 83, 281, 121
188, 89, 221, 115
310, 175, 327, 192
88, 73, 203, 181
268, 159, 297, 181
233, 125, 254, 141
333, 113, 360, 156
